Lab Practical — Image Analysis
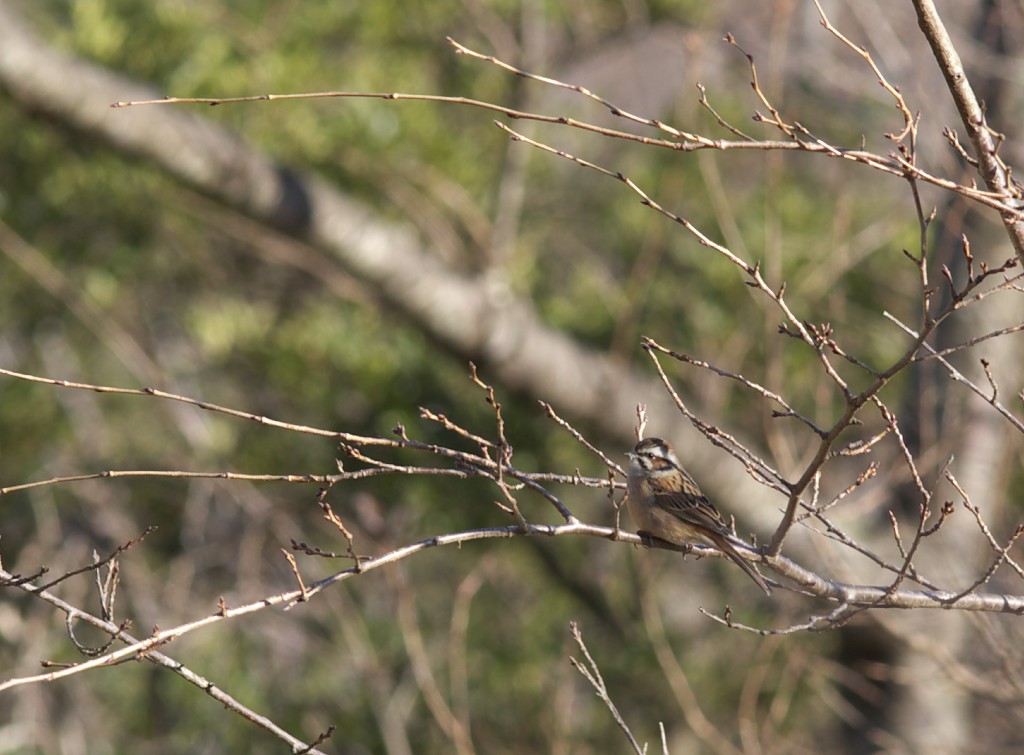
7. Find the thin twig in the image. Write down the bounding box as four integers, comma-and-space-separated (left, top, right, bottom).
568, 622, 645, 755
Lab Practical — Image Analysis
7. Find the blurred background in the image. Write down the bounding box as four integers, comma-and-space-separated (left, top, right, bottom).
2, 1, 1023, 752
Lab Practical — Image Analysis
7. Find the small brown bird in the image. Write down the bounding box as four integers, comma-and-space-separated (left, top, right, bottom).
626, 437, 771, 595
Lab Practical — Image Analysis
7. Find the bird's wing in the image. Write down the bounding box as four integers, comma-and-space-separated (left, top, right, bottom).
649, 485, 733, 537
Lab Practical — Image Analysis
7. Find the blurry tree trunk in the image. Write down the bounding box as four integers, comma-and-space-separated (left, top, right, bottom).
841, 2, 1020, 750
0, 6, 657, 437
885, 212, 1013, 753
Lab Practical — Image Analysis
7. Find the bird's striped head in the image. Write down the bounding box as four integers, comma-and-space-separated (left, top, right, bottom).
627, 437, 681, 475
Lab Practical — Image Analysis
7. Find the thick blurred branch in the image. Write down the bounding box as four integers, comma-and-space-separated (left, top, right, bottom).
0, 4, 676, 445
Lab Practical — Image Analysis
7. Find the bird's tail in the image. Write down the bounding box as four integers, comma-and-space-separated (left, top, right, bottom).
712, 534, 772, 595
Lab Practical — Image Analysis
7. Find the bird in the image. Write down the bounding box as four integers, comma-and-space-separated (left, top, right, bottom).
625, 437, 771, 595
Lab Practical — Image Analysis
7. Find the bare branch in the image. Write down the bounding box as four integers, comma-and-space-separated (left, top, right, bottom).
911, 0, 1024, 261
569, 622, 645, 755
0, 573, 330, 753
